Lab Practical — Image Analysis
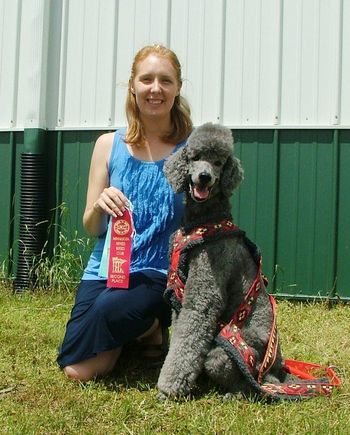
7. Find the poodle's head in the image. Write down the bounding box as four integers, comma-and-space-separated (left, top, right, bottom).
164, 122, 244, 201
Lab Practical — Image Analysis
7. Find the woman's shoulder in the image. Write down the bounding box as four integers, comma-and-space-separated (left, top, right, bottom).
95, 129, 127, 148
95, 132, 115, 148
91, 132, 118, 168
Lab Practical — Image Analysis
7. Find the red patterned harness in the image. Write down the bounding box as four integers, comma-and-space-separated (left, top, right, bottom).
165, 219, 341, 401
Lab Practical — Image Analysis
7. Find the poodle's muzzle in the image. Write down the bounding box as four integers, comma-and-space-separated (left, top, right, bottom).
189, 161, 218, 202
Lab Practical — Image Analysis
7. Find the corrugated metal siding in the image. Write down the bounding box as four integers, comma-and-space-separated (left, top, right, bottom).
54, 130, 98, 238
0, 131, 23, 276
337, 131, 350, 296
0, 0, 21, 129
233, 129, 350, 299
233, 130, 279, 282
274, 130, 338, 297
170, 0, 226, 125
0, 132, 16, 273
222, 0, 283, 127
1, 0, 350, 130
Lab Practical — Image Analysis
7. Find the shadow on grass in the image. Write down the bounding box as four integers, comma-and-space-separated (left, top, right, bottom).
97, 348, 219, 399
97, 347, 164, 392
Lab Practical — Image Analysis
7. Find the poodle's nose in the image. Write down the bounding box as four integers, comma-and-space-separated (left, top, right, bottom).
198, 172, 212, 185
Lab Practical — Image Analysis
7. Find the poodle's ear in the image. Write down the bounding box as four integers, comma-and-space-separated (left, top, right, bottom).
220, 155, 244, 197
163, 147, 188, 193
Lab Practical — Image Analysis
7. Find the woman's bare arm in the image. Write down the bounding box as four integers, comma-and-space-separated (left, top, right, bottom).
83, 133, 128, 237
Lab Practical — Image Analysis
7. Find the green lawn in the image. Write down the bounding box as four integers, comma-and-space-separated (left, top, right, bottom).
1, 284, 349, 434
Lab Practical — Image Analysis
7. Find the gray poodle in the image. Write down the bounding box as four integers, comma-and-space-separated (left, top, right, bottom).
157, 123, 302, 401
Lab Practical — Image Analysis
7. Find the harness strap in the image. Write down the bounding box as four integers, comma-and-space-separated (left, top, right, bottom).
258, 295, 279, 383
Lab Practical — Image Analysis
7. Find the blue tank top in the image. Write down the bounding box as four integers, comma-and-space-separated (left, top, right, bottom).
82, 128, 185, 279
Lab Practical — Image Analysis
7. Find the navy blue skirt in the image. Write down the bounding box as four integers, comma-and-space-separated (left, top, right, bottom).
57, 270, 171, 368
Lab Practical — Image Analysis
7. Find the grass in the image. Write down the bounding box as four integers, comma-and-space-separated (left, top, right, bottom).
1, 283, 350, 434
24, 231, 93, 292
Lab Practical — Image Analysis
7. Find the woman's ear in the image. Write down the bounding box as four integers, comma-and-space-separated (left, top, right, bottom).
129, 78, 135, 94
220, 155, 244, 197
177, 80, 182, 96
163, 147, 188, 193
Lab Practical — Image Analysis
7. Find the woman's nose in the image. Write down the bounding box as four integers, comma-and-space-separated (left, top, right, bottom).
151, 78, 161, 92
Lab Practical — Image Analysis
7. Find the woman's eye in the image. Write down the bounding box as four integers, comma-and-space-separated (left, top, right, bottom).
139, 76, 152, 83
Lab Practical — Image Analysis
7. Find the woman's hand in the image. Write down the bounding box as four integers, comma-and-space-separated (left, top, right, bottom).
93, 186, 129, 218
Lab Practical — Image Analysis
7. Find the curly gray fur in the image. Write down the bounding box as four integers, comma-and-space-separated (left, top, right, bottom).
158, 123, 289, 400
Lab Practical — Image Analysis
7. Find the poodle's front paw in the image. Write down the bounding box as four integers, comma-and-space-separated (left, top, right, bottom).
157, 377, 192, 400
156, 391, 169, 401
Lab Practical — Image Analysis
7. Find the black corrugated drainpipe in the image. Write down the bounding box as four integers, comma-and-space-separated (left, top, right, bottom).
14, 129, 49, 292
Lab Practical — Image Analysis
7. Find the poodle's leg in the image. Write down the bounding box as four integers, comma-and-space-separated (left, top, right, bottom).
157, 304, 219, 398
157, 243, 231, 399
204, 346, 248, 395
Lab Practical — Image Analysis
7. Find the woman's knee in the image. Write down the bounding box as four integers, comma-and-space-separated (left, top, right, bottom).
63, 348, 121, 382
64, 365, 94, 382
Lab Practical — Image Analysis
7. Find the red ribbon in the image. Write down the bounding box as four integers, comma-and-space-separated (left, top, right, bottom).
107, 209, 133, 289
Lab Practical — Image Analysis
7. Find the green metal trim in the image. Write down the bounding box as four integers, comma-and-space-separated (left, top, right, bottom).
0, 132, 16, 276
272, 129, 280, 295
275, 130, 339, 297
233, 130, 279, 292
23, 128, 47, 154
8, 132, 16, 276
53, 130, 64, 248
336, 130, 350, 297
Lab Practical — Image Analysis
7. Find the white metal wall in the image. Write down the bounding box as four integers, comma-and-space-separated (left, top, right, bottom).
0, 0, 349, 130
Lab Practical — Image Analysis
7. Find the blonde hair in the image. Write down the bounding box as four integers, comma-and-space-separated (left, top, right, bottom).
125, 44, 193, 146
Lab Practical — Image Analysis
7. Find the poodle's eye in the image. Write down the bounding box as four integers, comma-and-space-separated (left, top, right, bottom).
214, 160, 222, 167
192, 155, 200, 161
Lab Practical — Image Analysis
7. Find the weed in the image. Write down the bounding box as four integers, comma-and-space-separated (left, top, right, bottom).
33, 231, 92, 292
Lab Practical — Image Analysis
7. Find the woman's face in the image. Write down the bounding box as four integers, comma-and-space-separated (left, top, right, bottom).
132, 54, 181, 121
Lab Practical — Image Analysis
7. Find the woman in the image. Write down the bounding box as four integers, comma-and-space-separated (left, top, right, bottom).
57, 45, 192, 381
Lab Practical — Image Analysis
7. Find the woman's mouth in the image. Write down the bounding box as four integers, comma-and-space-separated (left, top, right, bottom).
147, 99, 163, 105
